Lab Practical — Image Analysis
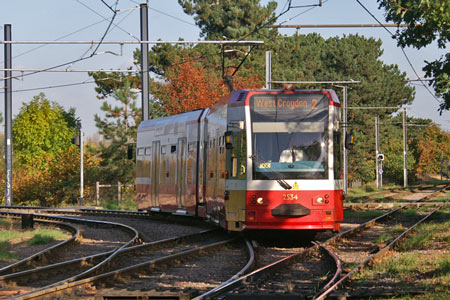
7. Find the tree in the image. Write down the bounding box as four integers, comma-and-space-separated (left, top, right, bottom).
12, 93, 80, 169
90, 70, 167, 120
158, 56, 263, 115
89, 1, 417, 184
264, 34, 414, 182
178, 0, 278, 39
415, 124, 450, 176
377, 0, 450, 112
378, 121, 416, 184
94, 76, 140, 139
93, 76, 140, 183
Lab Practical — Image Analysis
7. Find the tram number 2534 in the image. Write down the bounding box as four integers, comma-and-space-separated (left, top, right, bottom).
283, 194, 298, 201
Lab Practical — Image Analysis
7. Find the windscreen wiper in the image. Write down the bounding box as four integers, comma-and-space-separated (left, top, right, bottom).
276, 179, 292, 190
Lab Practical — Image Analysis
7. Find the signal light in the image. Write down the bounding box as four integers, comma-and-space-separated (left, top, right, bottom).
71, 135, 80, 146
345, 130, 355, 150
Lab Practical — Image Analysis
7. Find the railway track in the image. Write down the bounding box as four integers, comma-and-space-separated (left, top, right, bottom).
4, 231, 253, 300
316, 185, 449, 299
194, 185, 448, 299
344, 184, 440, 204
0, 211, 139, 299
0, 185, 447, 299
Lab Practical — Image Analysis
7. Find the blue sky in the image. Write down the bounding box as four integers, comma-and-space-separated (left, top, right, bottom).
1, 0, 449, 136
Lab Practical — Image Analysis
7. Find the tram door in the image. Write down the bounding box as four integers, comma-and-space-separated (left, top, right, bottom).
176, 137, 187, 209
151, 141, 160, 207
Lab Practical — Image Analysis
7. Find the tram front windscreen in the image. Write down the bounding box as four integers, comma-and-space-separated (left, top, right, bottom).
250, 93, 329, 180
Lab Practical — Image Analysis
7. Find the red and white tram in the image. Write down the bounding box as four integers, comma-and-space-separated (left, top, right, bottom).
136, 88, 344, 231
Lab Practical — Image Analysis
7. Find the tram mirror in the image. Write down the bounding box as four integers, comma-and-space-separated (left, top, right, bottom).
345, 130, 355, 150
127, 144, 135, 160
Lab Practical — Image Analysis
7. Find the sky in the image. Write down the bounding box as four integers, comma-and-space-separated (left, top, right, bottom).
0, 0, 449, 137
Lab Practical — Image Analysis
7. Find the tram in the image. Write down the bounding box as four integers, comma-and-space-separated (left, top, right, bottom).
136, 88, 344, 231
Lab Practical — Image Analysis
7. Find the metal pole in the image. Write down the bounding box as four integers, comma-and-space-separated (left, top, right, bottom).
117, 181, 121, 206
402, 108, 408, 187
80, 128, 84, 206
4, 24, 12, 206
375, 116, 380, 189
96, 181, 100, 206
342, 86, 348, 194
140, 3, 149, 121
265, 51, 271, 89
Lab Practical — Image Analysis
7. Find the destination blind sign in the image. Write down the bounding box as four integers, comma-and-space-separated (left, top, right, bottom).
250, 93, 328, 122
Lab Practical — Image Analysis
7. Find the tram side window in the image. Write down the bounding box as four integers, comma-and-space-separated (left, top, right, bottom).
334, 131, 342, 179
230, 130, 246, 179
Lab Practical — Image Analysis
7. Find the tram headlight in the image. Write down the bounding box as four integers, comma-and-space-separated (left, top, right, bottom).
313, 196, 326, 205
256, 197, 264, 205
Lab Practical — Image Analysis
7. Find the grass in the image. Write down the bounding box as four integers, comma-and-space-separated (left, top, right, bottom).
344, 210, 385, 220
399, 208, 420, 218
100, 194, 138, 211
0, 241, 19, 260
346, 184, 381, 199
375, 233, 393, 244
350, 205, 450, 299
0, 219, 70, 263
434, 191, 450, 202
346, 183, 404, 202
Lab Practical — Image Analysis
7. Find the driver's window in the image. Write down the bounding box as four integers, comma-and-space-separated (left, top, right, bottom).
229, 130, 246, 179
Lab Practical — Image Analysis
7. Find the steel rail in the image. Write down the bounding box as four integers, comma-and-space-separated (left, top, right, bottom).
328, 185, 448, 244
201, 185, 447, 299
0, 229, 217, 284
0, 218, 79, 275
0, 211, 140, 290
314, 198, 450, 300
11, 237, 237, 300
0, 185, 446, 299
195, 243, 341, 299
192, 239, 255, 300
344, 183, 439, 203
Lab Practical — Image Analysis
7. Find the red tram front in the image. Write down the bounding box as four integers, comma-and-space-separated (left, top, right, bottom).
136, 89, 344, 232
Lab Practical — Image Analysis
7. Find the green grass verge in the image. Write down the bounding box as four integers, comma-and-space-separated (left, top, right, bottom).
344, 210, 385, 220
351, 205, 450, 299
100, 193, 137, 211
0, 219, 70, 263
434, 191, 450, 202
26, 229, 68, 246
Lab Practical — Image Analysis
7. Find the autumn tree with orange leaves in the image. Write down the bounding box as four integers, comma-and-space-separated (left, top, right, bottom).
415, 125, 450, 176
160, 58, 262, 115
